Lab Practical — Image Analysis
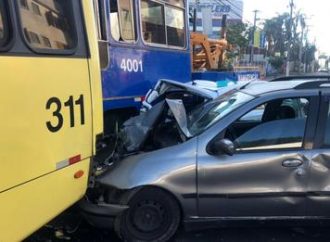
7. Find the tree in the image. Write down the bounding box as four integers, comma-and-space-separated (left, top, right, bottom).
221, 22, 250, 69
262, 11, 317, 73
226, 22, 249, 56
302, 44, 316, 65
263, 13, 289, 57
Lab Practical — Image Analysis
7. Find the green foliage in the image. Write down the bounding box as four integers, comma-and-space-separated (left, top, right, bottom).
263, 13, 289, 57
269, 56, 285, 70
262, 11, 317, 72
224, 22, 249, 68
302, 44, 317, 64
226, 22, 249, 50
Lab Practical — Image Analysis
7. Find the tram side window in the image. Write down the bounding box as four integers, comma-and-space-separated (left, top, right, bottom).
93, 0, 109, 69
166, 5, 184, 47
110, 0, 136, 42
163, 0, 184, 8
17, 0, 76, 51
141, 0, 166, 45
0, 0, 9, 47
141, 0, 185, 48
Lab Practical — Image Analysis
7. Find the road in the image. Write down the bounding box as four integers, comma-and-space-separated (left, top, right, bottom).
26, 220, 330, 242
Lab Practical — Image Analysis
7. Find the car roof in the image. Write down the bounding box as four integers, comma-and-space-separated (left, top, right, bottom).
159, 76, 330, 99
242, 80, 307, 96
242, 76, 330, 96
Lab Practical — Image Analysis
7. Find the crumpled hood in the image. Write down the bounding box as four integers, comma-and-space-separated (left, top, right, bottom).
120, 98, 192, 153
120, 101, 166, 153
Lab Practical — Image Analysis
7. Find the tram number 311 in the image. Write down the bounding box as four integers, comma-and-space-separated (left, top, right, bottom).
120, 58, 143, 73
46, 95, 85, 133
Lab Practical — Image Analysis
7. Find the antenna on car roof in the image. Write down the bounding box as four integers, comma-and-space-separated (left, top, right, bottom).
294, 80, 330, 90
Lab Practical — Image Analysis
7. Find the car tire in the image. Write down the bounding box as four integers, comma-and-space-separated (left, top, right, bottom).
114, 188, 181, 242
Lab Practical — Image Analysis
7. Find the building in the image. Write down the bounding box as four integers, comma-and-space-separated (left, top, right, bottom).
188, 0, 243, 38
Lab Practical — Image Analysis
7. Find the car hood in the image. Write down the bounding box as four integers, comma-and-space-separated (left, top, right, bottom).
142, 79, 250, 111
97, 136, 198, 191
120, 98, 192, 153
141, 79, 217, 110
120, 79, 252, 153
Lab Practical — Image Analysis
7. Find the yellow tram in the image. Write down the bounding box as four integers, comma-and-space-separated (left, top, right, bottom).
0, 1, 103, 241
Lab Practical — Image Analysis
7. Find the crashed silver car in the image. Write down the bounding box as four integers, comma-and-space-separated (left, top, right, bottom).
81, 77, 330, 242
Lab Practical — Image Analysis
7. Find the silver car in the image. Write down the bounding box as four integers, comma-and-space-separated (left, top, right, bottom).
81, 76, 330, 242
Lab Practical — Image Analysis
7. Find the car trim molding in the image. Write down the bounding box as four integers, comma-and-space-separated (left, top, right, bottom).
183, 191, 330, 199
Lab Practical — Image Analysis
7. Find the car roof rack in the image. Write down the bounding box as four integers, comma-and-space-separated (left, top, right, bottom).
294, 80, 330, 90
270, 75, 330, 82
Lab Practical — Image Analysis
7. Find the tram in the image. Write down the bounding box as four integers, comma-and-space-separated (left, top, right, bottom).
0, 1, 103, 241
93, 0, 191, 132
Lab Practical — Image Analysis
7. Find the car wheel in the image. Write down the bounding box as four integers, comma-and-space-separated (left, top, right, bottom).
115, 188, 181, 242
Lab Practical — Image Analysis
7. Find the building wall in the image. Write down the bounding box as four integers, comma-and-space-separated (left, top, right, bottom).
188, 0, 243, 38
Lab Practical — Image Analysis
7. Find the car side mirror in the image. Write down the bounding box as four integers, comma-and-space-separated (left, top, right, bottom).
207, 139, 235, 156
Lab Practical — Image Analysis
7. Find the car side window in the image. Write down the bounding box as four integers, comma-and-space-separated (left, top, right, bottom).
239, 104, 265, 122
17, 0, 77, 51
225, 98, 310, 152
322, 102, 330, 146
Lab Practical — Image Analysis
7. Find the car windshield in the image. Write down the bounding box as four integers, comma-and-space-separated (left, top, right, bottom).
188, 90, 254, 136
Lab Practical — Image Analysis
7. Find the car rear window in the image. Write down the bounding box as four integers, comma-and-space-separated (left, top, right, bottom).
17, 0, 77, 52
0, 0, 9, 47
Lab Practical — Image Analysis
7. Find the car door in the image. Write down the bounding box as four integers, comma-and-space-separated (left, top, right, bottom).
197, 93, 319, 218
306, 91, 330, 216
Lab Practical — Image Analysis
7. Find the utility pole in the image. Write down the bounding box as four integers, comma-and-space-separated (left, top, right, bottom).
193, 0, 200, 32
304, 26, 310, 73
286, 0, 294, 76
250, 10, 259, 64
299, 24, 305, 74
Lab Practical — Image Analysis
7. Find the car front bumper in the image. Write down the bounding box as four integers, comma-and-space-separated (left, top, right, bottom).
79, 197, 129, 228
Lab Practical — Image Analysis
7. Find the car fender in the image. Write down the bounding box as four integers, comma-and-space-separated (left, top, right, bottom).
97, 138, 198, 217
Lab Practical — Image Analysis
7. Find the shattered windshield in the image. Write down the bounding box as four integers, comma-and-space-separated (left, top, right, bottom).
188, 90, 254, 136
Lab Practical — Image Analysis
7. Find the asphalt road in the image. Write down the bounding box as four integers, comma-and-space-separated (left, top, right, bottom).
26, 221, 330, 242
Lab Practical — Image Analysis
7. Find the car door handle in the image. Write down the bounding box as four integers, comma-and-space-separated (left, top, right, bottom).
282, 159, 303, 168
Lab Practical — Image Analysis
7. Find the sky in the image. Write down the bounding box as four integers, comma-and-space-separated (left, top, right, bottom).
243, 0, 330, 55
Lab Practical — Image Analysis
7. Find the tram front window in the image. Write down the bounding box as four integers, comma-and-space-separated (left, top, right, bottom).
110, 0, 136, 42
17, 0, 76, 50
0, 0, 9, 47
0, 4, 4, 41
